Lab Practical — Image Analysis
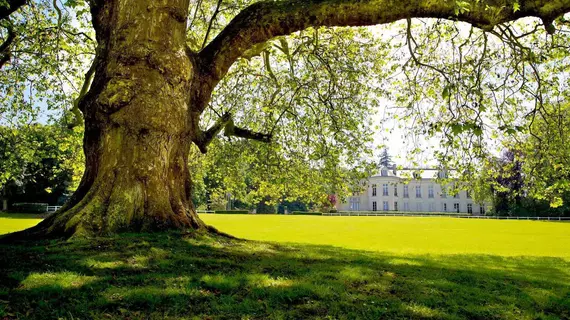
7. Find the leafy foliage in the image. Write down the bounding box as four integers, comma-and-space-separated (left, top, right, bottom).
0, 124, 83, 206
3, 0, 570, 211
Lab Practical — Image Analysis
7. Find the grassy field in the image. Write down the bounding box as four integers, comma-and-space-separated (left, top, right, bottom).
201, 214, 570, 257
0, 213, 43, 235
1, 214, 569, 319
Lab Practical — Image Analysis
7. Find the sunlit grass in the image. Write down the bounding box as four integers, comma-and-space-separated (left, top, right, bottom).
202, 214, 570, 258
19, 272, 97, 291
0, 214, 569, 319
0, 213, 43, 235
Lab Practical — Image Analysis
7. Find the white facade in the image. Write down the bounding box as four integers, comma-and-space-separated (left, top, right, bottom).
339, 168, 490, 215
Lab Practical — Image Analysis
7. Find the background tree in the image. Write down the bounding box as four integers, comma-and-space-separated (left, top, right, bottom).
489, 150, 524, 216
379, 148, 393, 168
0, 124, 83, 208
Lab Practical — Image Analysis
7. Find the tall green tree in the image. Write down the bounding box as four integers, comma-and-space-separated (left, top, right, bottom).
0, 124, 83, 206
379, 148, 393, 168
1, 0, 569, 239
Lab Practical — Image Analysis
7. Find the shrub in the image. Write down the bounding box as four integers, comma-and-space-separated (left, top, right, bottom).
291, 211, 322, 216
214, 210, 249, 214
10, 203, 48, 213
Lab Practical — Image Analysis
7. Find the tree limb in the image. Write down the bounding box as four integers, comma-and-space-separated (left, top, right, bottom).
224, 122, 273, 143
68, 57, 97, 129
193, 112, 272, 153
0, 23, 15, 69
197, 0, 570, 92
0, 0, 26, 21
201, 0, 223, 49
193, 112, 232, 153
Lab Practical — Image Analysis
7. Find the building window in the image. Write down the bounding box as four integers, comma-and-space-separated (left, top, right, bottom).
467, 203, 473, 214
372, 184, 377, 197
443, 203, 447, 212
415, 186, 422, 198
480, 206, 486, 215
394, 185, 398, 197
429, 203, 435, 212
416, 203, 422, 212
441, 188, 447, 198
383, 201, 389, 211
349, 197, 360, 211
467, 190, 471, 199
454, 203, 460, 213
372, 201, 377, 212
394, 202, 398, 211
428, 185, 434, 198
403, 185, 409, 198
383, 184, 389, 196
404, 202, 409, 211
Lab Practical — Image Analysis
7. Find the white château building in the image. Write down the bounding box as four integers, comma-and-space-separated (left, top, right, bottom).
338, 167, 490, 215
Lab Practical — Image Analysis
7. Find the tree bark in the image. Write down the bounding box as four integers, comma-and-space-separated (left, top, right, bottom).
0, 0, 26, 21
7, 0, 206, 239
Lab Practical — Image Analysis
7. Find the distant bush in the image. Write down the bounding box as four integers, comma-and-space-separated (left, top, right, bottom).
215, 210, 249, 214
291, 211, 322, 216
10, 203, 48, 213
329, 209, 338, 213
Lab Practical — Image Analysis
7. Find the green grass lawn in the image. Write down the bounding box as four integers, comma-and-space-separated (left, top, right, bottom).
201, 214, 570, 258
0, 213, 44, 236
1, 214, 569, 319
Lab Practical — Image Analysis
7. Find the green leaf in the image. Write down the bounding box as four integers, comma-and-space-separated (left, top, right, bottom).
513, 2, 520, 12
451, 123, 464, 135
473, 126, 483, 137
442, 85, 451, 100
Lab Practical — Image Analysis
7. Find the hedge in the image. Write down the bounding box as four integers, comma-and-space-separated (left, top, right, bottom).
290, 211, 322, 216
10, 203, 48, 213
214, 210, 249, 214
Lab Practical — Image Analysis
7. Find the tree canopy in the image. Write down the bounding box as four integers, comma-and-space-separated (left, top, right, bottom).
1, 0, 570, 238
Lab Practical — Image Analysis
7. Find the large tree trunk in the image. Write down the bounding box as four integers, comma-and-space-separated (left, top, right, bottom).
12, 0, 207, 239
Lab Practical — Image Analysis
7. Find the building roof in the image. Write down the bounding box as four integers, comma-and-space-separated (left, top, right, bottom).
370, 167, 448, 180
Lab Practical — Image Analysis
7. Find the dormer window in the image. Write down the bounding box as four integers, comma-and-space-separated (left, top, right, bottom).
413, 172, 420, 179
381, 169, 388, 176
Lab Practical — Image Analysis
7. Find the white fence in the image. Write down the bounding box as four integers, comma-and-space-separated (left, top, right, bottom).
46, 206, 62, 213
323, 211, 570, 221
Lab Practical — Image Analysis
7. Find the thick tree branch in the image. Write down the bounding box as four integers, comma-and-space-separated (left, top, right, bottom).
193, 112, 232, 153
224, 121, 273, 143
0, 23, 15, 69
197, 0, 570, 94
0, 0, 26, 21
193, 112, 272, 153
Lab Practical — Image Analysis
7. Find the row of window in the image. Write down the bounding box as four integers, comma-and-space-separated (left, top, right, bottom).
371, 184, 470, 199
370, 201, 482, 213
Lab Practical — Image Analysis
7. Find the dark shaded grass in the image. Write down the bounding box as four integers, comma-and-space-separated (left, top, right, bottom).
0, 233, 569, 319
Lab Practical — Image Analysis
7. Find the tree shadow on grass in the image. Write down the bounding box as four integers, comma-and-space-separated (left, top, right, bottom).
0, 233, 569, 319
